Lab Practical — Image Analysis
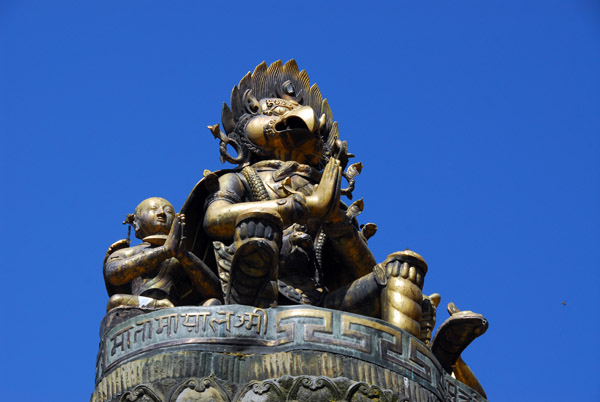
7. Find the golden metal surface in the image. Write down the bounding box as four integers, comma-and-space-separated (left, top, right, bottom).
419, 293, 441, 347
432, 303, 489, 398
100, 63, 491, 400
193, 60, 437, 337
380, 251, 428, 337
453, 356, 487, 399
103, 198, 220, 312
94, 60, 494, 402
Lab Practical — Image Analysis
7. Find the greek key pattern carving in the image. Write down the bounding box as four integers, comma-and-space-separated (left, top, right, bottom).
445, 376, 486, 402
101, 306, 443, 394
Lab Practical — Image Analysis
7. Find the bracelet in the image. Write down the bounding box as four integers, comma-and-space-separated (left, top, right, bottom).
277, 194, 310, 223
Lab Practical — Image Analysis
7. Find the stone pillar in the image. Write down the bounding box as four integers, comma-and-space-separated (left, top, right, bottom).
92, 305, 487, 402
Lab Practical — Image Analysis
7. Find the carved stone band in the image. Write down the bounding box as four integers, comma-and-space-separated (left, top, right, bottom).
98, 306, 442, 392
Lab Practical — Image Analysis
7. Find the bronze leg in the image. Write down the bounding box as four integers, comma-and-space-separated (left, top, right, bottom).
226, 211, 283, 306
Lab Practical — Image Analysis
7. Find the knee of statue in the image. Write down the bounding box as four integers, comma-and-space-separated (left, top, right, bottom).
227, 211, 283, 306
378, 250, 428, 337
233, 211, 283, 251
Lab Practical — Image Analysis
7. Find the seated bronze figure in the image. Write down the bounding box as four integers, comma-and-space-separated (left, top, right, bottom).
97, 61, 489, 401
103, 197, 220, 311
179, 60, 427, 338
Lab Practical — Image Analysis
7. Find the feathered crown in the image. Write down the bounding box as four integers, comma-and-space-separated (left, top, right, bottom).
213, 60, 341, 167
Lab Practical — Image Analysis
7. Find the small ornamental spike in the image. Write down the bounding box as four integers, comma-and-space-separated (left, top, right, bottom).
327, 122, 339, 150
360, 223, 378, 240
221, 103, 235, 134
230, 86, 242, 123
266, 60, 283, 97
341, 161, 363, 200
309, 84, 323, 115
252, 62, 268, 100
238, 71, 252, 92
252, 61, 267, 76
298, 70, 311, 97
283, 59, 299, 75
346, 198, 364, 220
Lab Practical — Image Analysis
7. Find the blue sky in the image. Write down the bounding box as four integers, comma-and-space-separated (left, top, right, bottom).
1, 1, 599, 401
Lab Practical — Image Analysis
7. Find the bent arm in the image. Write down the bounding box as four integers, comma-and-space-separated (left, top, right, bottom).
204, 198, 309, 240
203, 173, 309, 240
104, 246, 172, 286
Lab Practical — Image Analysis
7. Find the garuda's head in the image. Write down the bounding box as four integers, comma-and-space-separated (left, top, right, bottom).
209, 60, 344, 169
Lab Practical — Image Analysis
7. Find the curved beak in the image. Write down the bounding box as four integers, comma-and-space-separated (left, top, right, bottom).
275, 105, 321, 134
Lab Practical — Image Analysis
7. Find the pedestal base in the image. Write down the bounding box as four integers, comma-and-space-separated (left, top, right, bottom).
92, 306, 486, 402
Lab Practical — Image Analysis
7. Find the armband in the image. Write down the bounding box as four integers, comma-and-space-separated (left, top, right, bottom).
205, 190, 243, 207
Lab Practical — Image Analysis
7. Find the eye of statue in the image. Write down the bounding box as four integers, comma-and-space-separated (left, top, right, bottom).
282, 80, 296, 97
273, 106, 289, 115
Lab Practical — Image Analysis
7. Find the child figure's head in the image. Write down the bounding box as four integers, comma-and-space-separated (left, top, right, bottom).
131, 197, 175, 239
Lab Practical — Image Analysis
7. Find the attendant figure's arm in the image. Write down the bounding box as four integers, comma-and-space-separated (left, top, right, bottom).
104, 216, 181, 286
104, 242, 174, 287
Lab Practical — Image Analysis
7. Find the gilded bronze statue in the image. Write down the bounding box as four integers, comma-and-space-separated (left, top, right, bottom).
103, 197, 220, 311
96, 60, 490, 402
179, 60, 430, 338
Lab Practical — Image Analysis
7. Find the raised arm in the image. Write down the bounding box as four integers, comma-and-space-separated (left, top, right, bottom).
104, 215, 183, 286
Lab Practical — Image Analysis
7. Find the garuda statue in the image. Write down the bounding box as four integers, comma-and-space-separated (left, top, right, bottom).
100, 60, 489, 400
180, 59, 428, 337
